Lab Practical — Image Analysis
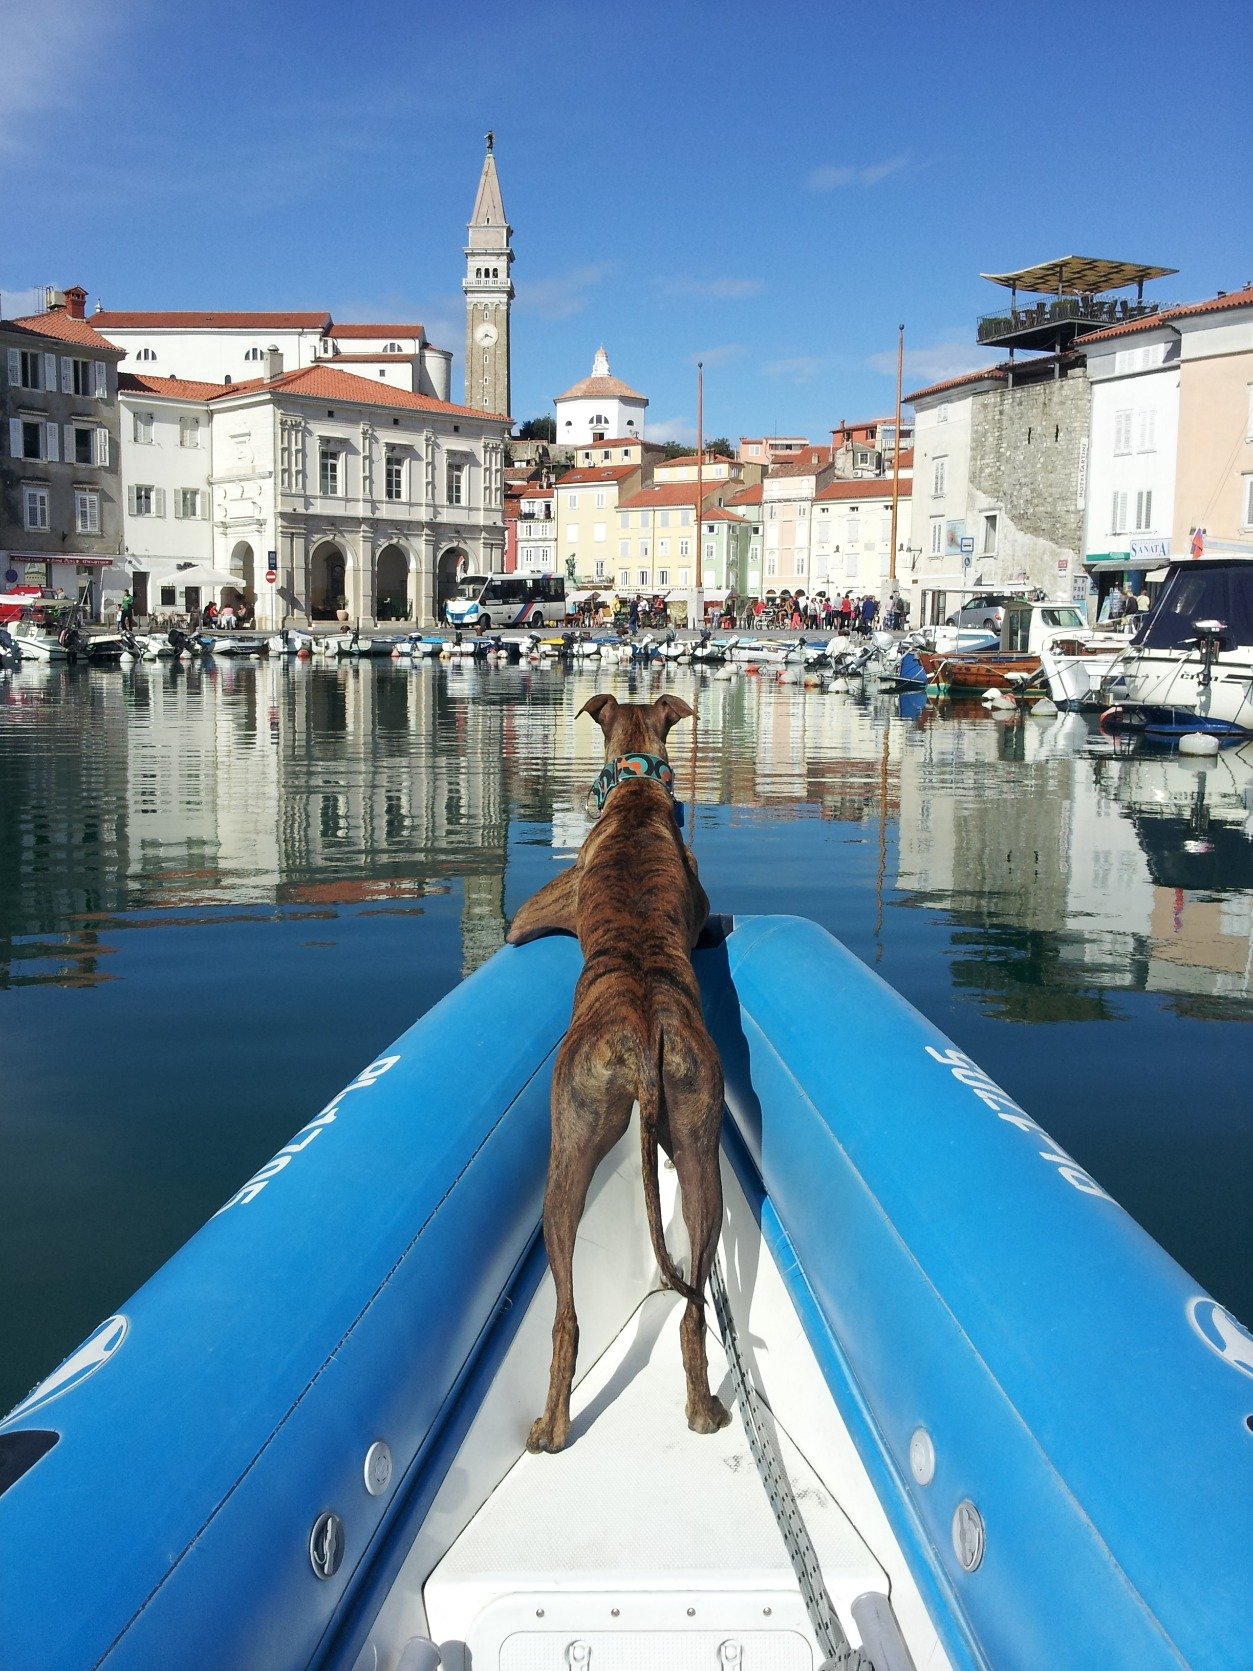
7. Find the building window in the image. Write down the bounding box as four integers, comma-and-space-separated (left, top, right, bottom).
679, 538, 691, 559
133, 411, 154, 444
749, 543, 759, 560
1136, 410, 1156, 453
847, 518, 861, 543
618, 539, 630, 557
795, 553, 805, 574
128, 485, 165, 517
1111, 490, 1128, 534
930, 518, 943, 555
567, 523, 580, 542
175, 488, 203, 519
446, 461, 467, 505
1113, 410, 1132, 455
74, 489, 100, 533
1134, 489, 1153, 531
705, 542, 716, 562
619, 569, 630, 587
595, 491, 605, 509
659, 539, 670, 557
594, 559, 605, 579
68, 358, 92, 395
17, 350, 44, 389
932, 458, 946, 496
639, 540, 650, 558
23, 486, 49, 529
320, 445, 342, 496
568, 493, 578, 510
19, 419, 44, 459
385, 451, 404, 500
180, 416, 200, 448
638, 569, 649, 586
766, 555, 777, 576
1244, 474, 1253, 528
73, 426, 95, 465
136, 347, 157, 362
678, 567, 690, 587
160, 586, 177, 608
659, 510, 670, 529
982, 512, 999, 555
658, 569, 669, 586
244, 347, 263, 362
384, 342, 403, 353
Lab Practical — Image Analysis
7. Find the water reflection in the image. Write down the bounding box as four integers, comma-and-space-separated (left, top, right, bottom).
3, 655, 1253, 1415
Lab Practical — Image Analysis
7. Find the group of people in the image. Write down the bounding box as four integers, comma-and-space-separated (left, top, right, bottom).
749, 591, 905, 636
115, 593, 254, 634
1099, 582, 1151, 628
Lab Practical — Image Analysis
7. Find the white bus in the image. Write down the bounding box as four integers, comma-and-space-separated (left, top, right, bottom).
444, 573, 566, 630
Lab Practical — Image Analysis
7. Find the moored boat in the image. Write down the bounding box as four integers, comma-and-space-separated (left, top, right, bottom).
1, 916, 1249, 1670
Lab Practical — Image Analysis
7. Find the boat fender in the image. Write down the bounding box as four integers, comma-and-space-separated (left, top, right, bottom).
1179, 732, 1221, 756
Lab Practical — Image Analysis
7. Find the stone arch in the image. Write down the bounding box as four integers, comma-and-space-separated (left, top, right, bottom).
376, 542, 410, 621
436, 546, 468, 623
228, 540, 255, 610
311, 539, 347, 620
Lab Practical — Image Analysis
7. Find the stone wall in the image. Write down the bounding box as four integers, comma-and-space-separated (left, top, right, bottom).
969, 366, 1090, 591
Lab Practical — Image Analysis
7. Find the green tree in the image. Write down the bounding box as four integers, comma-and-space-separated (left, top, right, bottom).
705, 436, 733, 458
517, 416, 556, 441
661, 440, 691, 459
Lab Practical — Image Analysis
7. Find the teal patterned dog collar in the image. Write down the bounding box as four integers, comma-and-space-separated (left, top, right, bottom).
588, 752, 677, 815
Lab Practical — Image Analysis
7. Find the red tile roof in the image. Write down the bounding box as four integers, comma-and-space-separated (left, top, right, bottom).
618, 482, 725, 509
556, 372, 648, 403
92, 310, 332, 331
576, 437, 661, 450
726, 484, 763, 506
1078, 284, 1253, 345
235, 364, 510, 421
904, 363, 1009, 403
815, 478, 910, 502
767, 448, 833, 477
553, 464, 640, 486
119, 373, 234, 402
328, 323, 426, 339
11, 310, 126, 354
654, 452, 736, 468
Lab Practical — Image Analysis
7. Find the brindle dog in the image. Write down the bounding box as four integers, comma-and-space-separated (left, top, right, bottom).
507, 693, 731, 1453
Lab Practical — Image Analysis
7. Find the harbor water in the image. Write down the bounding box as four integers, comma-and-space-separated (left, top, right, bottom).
2, 654, 1251, 1416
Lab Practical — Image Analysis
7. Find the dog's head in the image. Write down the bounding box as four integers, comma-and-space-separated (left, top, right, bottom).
579, 693, 693, 761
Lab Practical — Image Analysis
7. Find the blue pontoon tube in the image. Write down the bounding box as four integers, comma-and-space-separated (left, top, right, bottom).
1, 917, 1250, 1669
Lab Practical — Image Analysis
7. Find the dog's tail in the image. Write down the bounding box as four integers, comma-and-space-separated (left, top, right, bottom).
639, 1027, 702, 1306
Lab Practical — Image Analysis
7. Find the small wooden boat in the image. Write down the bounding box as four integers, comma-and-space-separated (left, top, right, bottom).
2, 917, 1249, 1669
915, 649, 1044, 693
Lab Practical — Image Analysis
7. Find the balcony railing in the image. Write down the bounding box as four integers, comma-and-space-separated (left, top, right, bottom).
976, 296, 1168, 346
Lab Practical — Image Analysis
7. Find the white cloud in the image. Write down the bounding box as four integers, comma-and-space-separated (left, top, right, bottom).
806, 156, 909, 192
0, 1, 137, 155
763, 356, 824, 384
647, 417, 698, 446
660, 277, 765, 300
0, 285, 45, 319
517, 263, 615, 320
867, 338, 998, 388
691, 344, 746, 369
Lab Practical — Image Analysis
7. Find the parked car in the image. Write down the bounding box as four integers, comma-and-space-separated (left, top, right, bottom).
945, 592, 1016, 631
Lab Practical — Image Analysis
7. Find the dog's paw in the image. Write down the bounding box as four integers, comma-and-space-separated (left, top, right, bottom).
526, 1415, 570, 1454
687, 1395, 733, 1436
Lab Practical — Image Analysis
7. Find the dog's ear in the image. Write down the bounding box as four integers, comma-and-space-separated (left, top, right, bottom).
652, 694, 694, 733
579, 693, 619, 734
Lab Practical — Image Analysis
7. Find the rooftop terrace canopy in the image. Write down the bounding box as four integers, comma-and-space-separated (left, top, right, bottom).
980, 257, 1177, 296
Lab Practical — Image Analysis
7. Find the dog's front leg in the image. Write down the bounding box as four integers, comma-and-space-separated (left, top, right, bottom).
507, 863, 579, 946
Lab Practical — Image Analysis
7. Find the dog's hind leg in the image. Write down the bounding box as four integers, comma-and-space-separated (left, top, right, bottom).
527, 1062, 633, 1454
666, 1049, 732, 1436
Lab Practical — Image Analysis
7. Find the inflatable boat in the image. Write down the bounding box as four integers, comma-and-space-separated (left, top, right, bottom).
2, 917, 1250, 1670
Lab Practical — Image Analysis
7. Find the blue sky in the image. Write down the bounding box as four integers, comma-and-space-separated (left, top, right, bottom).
4, 0, 1249, 445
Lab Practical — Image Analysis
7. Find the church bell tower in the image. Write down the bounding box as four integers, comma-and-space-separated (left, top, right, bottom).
463, 133, 514, 417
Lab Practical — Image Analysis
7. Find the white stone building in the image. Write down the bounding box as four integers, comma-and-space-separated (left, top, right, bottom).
554, 349, 647, 449
91, 309, 452, 402
907, 367, 1003, 621
813, 474, 913, 597
761, 448, 835, 598
113, 359, 507, 627
1079, 326, 1180, 584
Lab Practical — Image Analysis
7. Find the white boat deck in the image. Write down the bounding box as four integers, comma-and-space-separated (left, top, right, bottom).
424, 1288, 885, 1669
